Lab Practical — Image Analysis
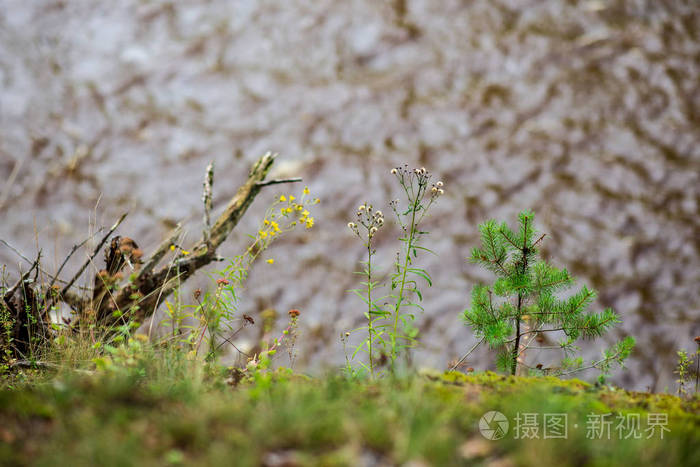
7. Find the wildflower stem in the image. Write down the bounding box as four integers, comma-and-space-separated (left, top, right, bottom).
391, 194, 419, 371
366, 241, 375, 378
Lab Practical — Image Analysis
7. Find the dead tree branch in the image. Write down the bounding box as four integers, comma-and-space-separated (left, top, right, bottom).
101, 152, 293, 327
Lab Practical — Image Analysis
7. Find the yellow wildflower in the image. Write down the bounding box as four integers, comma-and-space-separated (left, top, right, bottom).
181, 250, 190, 255
296, 205, 303, 211
305, 217, 314, 228
289, 195, 295, 201
170, 245, 176, 251
279, 195, 286, 202
259, 230, 268, 239
303, 186, 310, 195
264, 219, 270, 225
267, 258, 274, 264
302, 210, 310, 217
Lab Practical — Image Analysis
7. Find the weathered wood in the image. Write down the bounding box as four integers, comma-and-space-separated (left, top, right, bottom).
1, 152, 293, 353
101, 152, 281, 327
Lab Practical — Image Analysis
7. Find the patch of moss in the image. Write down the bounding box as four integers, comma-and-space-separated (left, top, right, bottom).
0, 370, 697, 466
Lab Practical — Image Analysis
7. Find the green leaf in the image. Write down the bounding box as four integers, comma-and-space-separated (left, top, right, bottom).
408, 268, 432, 286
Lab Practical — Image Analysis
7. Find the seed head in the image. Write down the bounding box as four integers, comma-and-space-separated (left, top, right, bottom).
436, 181, 443, 187
391, 168, 398, 175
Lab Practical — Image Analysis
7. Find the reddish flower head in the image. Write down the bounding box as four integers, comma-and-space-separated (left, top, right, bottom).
288, 309, 300, 318
216, 278, 230, 286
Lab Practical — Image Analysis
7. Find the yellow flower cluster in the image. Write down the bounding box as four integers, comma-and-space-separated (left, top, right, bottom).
169, 244, 189, 255
257, 186, 319, 244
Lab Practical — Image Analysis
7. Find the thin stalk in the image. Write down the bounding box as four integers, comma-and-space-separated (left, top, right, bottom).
391, 195, 419, 370
366, 241, 375, 378
695, 349, 699, 393
512, 295, 521, 375
511, 217, 530, 376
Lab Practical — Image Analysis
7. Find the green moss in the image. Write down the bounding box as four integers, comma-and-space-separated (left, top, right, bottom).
0, 369, 697, 466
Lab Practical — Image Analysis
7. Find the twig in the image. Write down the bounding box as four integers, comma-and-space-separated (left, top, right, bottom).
532, 233, 547, 247
255, 177, 302, 187
48, 229, 103, 289
202, 161, 214, 245
558, 346, 628, 376
449, 338, 485, 371
61, 213, 127, 296
0, 239, 34, 266
139, 224, 183, 277
10, 359, 94, 375
0, 154, 26, 211
3, 253, 41, 299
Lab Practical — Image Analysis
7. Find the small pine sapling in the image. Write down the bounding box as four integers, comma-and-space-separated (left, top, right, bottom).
462, 210, 635, 380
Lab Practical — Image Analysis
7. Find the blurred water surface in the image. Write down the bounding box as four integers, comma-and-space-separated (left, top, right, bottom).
1, 0, 698, 390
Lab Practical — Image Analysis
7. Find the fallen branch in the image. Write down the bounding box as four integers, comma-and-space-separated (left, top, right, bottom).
103, 152, 295, 326
61, 213, 127, 297
1, 152, 299, 352
48, 229, 103, 289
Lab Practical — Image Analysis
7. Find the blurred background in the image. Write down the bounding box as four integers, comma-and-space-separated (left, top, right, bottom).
0, 0, 698, 391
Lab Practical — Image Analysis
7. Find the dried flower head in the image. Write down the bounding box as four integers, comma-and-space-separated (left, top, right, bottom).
193, 288, 202, 300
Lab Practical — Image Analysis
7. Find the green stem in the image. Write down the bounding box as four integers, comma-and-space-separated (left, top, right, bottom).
391, 198, 419, 371
366, 241, 374, 378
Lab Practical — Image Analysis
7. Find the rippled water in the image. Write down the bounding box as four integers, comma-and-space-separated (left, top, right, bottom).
1, 0, 698, 390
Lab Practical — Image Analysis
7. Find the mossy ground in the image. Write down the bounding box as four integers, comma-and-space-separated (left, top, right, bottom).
0, 366, 698, 466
